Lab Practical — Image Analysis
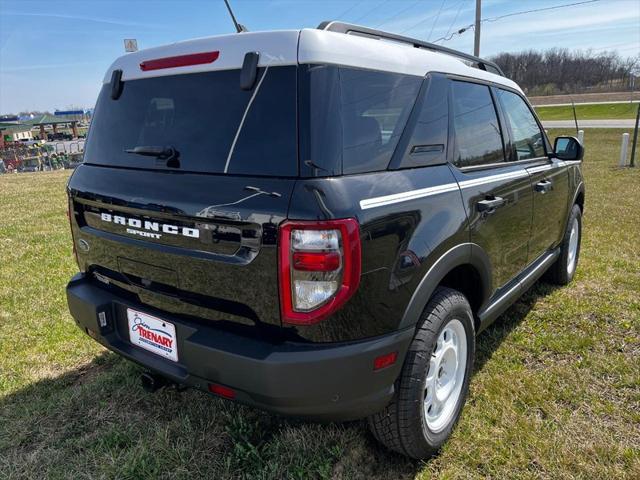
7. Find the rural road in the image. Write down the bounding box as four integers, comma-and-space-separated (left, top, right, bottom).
535, 100, 639, 107
542, 119, 637, 129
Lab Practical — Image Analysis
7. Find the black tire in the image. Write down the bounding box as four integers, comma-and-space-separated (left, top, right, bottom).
545, 204, 582, 285
368, 287, 475, 459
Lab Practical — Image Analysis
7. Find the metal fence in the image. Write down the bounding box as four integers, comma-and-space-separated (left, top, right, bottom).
53, 140, 85, 154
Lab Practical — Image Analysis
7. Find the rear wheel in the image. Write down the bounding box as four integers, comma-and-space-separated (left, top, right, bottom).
368, 287, 475, 459
546, 204, 582, 285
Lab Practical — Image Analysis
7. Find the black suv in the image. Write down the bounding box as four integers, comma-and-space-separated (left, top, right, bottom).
66, 22, 585, 459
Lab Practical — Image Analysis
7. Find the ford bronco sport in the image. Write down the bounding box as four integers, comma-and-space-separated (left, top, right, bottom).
66, 21, 585, 459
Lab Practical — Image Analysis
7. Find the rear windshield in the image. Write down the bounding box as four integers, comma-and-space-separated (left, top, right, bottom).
85, 66, 297, 176
299, 65, 423, 176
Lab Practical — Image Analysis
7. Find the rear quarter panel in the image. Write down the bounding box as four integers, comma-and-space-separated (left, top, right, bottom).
287, 165, 468, 342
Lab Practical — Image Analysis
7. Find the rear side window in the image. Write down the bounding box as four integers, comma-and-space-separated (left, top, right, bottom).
300, 65, 422, 176
450, 81, 505, 168
496, 89, 546, 160
390, 74, 448, 169
84, 66, 297, 176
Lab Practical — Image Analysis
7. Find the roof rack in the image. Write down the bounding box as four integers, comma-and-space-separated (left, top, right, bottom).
317, 21, 505, 77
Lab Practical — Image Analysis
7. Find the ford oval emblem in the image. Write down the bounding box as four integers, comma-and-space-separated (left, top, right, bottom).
78, 239, 90, 252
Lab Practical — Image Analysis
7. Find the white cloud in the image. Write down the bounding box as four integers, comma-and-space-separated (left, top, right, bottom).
1, 61, 106, 73
1, 11, 159, 28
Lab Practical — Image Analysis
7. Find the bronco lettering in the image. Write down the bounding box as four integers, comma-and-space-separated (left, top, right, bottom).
100, 212, 199, 239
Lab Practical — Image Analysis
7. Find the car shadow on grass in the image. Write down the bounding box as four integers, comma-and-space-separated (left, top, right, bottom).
0, 281, 559, 479
473, 280, 561, 374
1, 348, 419, 479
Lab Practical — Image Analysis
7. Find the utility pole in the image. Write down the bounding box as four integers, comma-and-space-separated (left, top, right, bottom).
474, 0, 481, 56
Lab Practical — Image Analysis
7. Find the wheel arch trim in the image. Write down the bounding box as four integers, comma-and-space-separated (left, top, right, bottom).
562, 181, 585, 234
572, 181, 585, 210
399, 243, 492, 330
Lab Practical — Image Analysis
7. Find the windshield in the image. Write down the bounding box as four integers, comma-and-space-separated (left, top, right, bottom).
84, 66, 297, 176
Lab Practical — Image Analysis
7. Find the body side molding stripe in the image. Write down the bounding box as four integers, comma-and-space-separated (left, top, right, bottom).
360, 169, 529, 210
360, 183, 459, 210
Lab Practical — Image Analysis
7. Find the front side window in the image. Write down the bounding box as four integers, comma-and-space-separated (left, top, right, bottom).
496, 89, 546, 160
450, 81, 505, 168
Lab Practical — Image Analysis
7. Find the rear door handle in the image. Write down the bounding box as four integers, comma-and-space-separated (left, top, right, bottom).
535, 180, 553, 194
477, 196, 506, 213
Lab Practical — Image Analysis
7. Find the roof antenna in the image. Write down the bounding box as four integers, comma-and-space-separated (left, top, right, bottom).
570, 98, 579, 134
223, 0, 248, 33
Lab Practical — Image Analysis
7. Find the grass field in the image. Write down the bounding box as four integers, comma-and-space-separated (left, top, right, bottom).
535, 102, 639, 121
1, 129, 639, 479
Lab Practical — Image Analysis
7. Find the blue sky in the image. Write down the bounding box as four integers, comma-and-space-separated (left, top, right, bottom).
0, 0, 638, 113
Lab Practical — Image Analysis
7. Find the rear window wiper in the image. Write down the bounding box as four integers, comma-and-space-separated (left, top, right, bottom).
125, 146, 180, 168
125, 146, 178, 159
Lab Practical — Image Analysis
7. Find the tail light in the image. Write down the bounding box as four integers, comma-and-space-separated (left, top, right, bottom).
278, 219, 361, 325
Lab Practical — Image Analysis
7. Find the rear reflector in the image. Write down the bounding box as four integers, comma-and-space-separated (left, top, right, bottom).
373, 352, 398, 371
208, 383, 236, 399
140, 51, 220, 71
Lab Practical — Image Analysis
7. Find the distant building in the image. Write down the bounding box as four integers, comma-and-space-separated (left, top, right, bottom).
24, 114, 80, 139
55, 110, 85, 122
0, 123, 33, 143
54, 109, 92, 122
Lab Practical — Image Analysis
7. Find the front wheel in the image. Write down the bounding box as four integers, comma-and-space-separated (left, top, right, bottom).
368, 287, 475, 459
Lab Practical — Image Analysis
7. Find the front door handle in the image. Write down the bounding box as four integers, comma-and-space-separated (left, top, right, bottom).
535, 180, 553, 194
477, 196, 506, 213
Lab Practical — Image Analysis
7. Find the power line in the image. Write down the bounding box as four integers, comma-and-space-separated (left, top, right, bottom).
482, 0, 601, 24
351, 0, 393, 24
399, 5, 451, 34
433, 0, 602, 44
443, 0, 468, 40
374, 0, 423, 28
335, 1, 366, 21
427, 0, 448, 40
432, 23, 474, 44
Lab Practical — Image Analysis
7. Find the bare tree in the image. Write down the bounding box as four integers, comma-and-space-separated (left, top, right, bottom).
490, 49, 639, 95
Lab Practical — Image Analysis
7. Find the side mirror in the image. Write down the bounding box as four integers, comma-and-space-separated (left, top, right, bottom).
553, 136, 584, 161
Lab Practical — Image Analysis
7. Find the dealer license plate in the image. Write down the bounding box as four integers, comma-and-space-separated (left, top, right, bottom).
127, 308, 178, 362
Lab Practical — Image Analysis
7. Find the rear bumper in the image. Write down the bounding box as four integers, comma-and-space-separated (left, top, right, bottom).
66, 274, 413, 421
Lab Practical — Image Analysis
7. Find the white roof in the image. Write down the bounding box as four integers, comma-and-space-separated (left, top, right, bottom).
103, 28, 521, 92
103, 30, 299, 83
